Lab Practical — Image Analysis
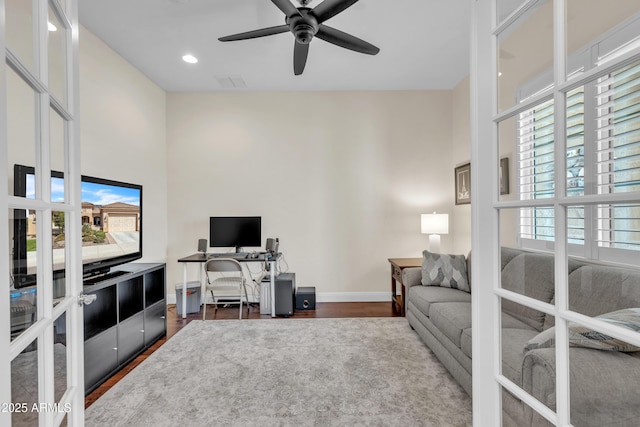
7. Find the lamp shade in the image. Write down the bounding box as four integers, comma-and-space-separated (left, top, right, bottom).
421, 213, 449, 235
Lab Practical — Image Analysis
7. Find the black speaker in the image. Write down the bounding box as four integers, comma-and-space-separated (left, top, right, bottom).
296, 287, 316, 310
198, 239, 207, 253
274, 273, 295, 317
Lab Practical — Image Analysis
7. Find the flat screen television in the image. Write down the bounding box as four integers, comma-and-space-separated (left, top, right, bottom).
209, 216, 261, 253
12, 164, 143, 286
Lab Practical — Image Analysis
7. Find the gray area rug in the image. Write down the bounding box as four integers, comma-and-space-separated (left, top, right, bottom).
86, 318, 471, 426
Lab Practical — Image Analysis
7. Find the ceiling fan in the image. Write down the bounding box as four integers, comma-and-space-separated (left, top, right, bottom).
218, 0, 380, 75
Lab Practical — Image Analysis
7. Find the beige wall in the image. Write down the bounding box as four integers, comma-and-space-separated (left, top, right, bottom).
451, 76, 472, 255
79, 27, 168, 265
77, 25, 471, 300
166, 91, 457, 299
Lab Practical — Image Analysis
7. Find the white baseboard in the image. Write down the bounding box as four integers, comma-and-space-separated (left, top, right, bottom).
316, 292, 390, 302
166, 291, 391, 305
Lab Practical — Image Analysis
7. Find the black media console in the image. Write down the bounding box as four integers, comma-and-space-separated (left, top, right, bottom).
83, 263, 166, 394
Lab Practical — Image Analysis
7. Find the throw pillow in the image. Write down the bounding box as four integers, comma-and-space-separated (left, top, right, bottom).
524, 308, 640, 353
421, 250, 470, 293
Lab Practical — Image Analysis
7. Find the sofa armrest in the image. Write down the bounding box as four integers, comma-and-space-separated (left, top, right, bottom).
402, 267, 422, 288
521, 347, 640, 426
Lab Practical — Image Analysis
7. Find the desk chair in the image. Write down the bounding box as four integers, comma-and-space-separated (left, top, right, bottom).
203, 258, 249, 320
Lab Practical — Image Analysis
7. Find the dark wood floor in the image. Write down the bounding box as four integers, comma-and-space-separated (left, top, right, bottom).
85, 301, 399, 408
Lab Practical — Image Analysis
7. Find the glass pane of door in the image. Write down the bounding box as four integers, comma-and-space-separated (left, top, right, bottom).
50, 108, 66, 198
53, 210, 67, 303
6, 0, 35, 71
498, 0, 553, 113
7, 68, 37, 197
54, 312, 69, 404
498, 115, 518, 203
566, 0, 640, 78
48, 5, 68, 106
11, 339, 39, 426
569, 337, 640, 426
10, 208, 38, 342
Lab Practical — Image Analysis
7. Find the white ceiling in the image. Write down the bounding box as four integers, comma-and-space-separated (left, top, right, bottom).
79, 0, 471, 92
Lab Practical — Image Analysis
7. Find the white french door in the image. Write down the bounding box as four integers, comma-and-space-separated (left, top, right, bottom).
1, 0, 83, 425
473, 0, 640, 425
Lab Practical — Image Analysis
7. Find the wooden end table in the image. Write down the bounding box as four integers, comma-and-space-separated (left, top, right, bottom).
388, 258, 422, 316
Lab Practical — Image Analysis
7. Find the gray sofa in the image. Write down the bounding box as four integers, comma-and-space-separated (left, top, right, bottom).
404, 247, 640, 426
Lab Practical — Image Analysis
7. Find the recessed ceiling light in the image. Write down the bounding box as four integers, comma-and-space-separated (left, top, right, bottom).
182, 54, 198, 64
48, 22, 57, 32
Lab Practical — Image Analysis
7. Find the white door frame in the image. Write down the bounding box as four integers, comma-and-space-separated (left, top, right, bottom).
472, 1, 640, 425
1, 0, 83, 425
470, 1, 501, 425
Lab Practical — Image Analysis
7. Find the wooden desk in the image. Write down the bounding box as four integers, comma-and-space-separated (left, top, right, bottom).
388, 258, 422, 316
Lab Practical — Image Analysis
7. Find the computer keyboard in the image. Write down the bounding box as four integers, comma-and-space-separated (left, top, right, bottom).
227, 253, 249, 259
208, 252, 268, 260
209, 252, 249, 259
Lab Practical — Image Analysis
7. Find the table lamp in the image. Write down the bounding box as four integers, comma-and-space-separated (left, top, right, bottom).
421, 212, 449, 253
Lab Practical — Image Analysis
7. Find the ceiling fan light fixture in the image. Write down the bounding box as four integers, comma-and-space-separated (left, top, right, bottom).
182, 54, 198, 64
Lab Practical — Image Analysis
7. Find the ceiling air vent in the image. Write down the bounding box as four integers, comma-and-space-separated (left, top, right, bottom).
215, 75, 247, 89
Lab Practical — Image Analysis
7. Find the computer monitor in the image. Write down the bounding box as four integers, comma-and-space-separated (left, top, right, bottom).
209, 216, 261, 253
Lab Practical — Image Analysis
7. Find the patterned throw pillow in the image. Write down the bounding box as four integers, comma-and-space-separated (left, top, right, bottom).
524, 308, 640, 353
421, 250, 470, 293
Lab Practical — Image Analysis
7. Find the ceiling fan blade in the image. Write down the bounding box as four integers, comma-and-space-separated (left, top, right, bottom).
316, 25, 379, 55
312, 0, 359, 23
293, 41, 309, 75
218, 25, 290, 42
271, 0, 301, 17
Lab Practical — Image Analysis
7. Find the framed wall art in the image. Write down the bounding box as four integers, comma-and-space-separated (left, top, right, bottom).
500, 157, 510, 195
455, 162, 471, 205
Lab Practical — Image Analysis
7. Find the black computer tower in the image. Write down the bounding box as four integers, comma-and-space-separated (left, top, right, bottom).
274, 273, 295, 317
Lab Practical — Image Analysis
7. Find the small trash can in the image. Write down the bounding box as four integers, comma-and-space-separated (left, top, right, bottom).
175, 281, 201, 316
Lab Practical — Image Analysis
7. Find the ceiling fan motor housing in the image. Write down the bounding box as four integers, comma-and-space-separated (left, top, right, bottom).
286, 9, 318, 44
220, 0, 380, 75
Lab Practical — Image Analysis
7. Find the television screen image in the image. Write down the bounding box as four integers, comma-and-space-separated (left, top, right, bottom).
12, 165, 143, 285
80, 177, 142, 267
209, 216, 261, 252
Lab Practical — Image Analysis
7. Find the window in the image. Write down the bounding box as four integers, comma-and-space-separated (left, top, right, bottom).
518, 59, 640, 255
596, 61, 640, 250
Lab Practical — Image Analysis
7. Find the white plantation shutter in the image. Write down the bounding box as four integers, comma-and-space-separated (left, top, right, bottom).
518, 99, 554, 242
518, 60, 640, 252
596, 61, 640, 250
566, 87, 586, 245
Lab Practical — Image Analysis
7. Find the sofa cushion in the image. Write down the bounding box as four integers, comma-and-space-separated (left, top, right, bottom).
429, 302, 472, 348
502, 312, 536, 330
525, 308, 640, 353
501, 246, 525, 270
408, 285, 471, 318
569, 265, 640, 317
421, 251, 470, 292
502, 327, 540, 386
501, 253, 555, 331
458, 314, 534, 360
522, 347, 640, 426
